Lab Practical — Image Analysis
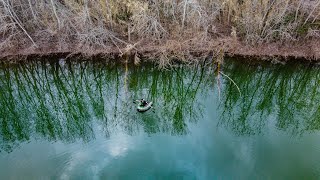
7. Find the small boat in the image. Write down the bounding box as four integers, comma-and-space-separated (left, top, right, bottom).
137, 101, 153, 112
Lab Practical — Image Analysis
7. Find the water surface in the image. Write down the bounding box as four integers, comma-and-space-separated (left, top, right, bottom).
0, 59, 319, 179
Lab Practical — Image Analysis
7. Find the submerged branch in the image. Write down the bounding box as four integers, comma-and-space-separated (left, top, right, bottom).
219, 71, 242, 97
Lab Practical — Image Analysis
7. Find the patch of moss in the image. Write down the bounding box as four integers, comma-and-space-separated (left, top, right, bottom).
283, 13, 295, 25
296, 24, 309, 36
115, 6, 132, 22
294, 16, 320, 36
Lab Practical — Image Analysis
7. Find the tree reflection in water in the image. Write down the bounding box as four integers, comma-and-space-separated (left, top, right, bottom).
219, 60, 320, 136
0, 60, 212, 153
1, 58, 319, 153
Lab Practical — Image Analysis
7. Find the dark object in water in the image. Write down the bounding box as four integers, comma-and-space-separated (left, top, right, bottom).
135, 99, 153, 112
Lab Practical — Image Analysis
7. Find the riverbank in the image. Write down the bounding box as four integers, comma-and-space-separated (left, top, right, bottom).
0, 0, 319, 65
1, 37, 319, 65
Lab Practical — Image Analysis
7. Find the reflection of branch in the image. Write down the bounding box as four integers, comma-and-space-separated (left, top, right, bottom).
219, 71, 241, 97
0, 61, 214, 151
217, 71, 221, 101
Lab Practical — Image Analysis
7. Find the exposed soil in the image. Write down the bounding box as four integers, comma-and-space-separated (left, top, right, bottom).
0, 37, 319, 64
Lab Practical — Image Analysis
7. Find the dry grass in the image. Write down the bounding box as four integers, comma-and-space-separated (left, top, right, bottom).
0, 0, 319, 64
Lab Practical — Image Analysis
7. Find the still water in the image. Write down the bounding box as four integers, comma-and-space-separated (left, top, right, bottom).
0, 59, 319, 179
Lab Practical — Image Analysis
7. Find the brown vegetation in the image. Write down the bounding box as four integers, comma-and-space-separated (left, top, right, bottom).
0, 0, 319, 65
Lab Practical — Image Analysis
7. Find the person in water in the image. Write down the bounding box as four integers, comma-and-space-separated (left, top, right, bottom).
141, 99, 148, 106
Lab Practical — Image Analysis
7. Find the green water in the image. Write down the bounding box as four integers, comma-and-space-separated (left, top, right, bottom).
0, 59, 320, 179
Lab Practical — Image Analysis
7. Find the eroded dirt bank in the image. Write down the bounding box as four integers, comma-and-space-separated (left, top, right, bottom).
1, 37, 319, 65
